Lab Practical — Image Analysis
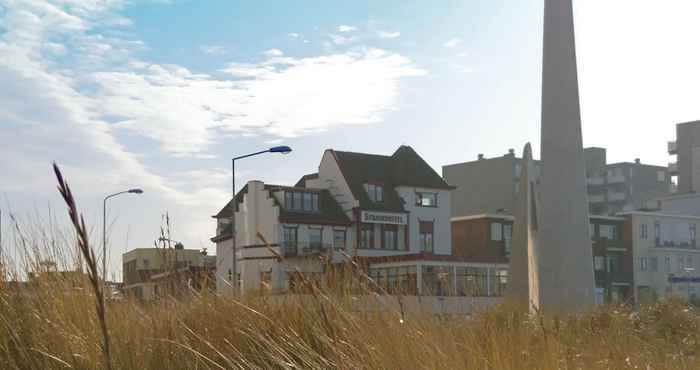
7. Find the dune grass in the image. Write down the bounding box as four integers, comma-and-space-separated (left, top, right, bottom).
0, 165, 698, 369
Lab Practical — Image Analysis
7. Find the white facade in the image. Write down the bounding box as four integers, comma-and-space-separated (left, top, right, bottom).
620, 211, 700, 303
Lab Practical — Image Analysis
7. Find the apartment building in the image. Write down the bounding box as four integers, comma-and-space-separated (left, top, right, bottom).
122, 246, 215, 299
449, 214, 633, 304
443, 147, 669, 217
212, 145, 473, 296
668, 120, 700, 194
620, 211, 700, 304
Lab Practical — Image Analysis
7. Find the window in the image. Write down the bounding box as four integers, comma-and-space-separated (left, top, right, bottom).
678, 256, 684, 272
361, 223, 375, 249
691, 224, 697, 245
456, 267, 488, 297
594, 256, 605, 271
293, 192, 302, 210
657, 171, 666, 182
687, 255, 693, 270
640, 257, 648, 271
650, 257, 658, 272
416, 192, 438, 207
422, 266, 452, 296
654, 221, 661, 244
640, 224, 648, 239
303, 192, 312, 211
490, 222, 503, 241
309, 228, 323, 250
419, 221, 434, 253
260, 270, 271, 291
589, 223, 596, 239
333, 229, 346, 251
364, 183, 384, 202
381, 224, 398, 250
503, 224, 513, 257
607, 255, 620, 273
282, 226, 298, 255
665, 256, 671, 272
284, 191, 319, 212
143, 259, 150, 269
600, 224, 617, 240
284, 192, 293, 209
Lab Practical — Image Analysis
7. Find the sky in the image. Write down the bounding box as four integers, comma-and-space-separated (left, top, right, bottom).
1, 0, 699, 280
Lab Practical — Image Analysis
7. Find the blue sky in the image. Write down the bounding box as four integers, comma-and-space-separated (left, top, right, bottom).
1, 0, 699, 280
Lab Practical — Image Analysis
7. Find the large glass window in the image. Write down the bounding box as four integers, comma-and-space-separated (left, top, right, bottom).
364, 183, 384, 202
333, 229, 346, 251
284, 192, 293, 209
419, 221, 434, 253
594, 256, 605, 271
361, 223, 375, 249
600, 224, 617, 240
285, 191, 320, 212
456, 267, 488, 297
654, 221, 661, 244
640, 257, 648, 271
640, 224, 648, 239
303, 192, 312, 211
691, 224, 697, 245
416, 192, 438, 207
282, 227, 298, 255
607, 255, 620, 273
309, 228, 322, 250
490, 222, 502, 241
381, 224, 398, 250
421, 266, 452, 296
293, 192, 302, 210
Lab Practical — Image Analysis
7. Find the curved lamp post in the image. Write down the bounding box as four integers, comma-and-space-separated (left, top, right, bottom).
103, 188, 143, 284
230, 146, 291, 295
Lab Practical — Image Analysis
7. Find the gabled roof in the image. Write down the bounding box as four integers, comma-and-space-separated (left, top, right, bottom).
332, 145, 453, 212
294, 173, 319, 188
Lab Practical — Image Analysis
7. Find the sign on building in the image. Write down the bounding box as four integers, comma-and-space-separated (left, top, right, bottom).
361, 211, 407, 225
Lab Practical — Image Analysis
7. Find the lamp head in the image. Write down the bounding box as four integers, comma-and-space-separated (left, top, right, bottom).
128, 188, 144, 194
269, 145, 292, 154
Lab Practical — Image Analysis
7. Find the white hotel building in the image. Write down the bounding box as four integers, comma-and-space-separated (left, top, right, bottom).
212, 146, 506, 296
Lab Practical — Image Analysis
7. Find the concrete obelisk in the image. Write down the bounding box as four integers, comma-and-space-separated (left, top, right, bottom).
507, 143, 541, 312
537, 0, 595, 311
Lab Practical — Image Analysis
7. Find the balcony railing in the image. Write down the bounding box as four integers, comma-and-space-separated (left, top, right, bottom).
668, 141, 678, 155
588, 194, 605, 203
669, 162, 679, 175
606, 174, 626, 184
607, 192, 626, 202
280, 241, 340, 257
587, 177, 605, 186
655, 239, 697, 250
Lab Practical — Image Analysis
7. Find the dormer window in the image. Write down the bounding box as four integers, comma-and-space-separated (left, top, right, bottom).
364, 183, 383, 202
284, 191, 319, 212
416, 192, 438, 207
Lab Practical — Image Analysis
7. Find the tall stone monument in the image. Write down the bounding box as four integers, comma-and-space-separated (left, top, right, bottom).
508, 0, 595, 312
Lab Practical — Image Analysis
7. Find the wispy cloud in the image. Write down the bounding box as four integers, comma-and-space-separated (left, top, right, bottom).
378, 31, 400, 39
329, 34, 357, 45
443, 37, 462, 48
338, 25, 357, 32
263, 48, 284, 57
200, 45, 226, 55
287, 33, 300, 38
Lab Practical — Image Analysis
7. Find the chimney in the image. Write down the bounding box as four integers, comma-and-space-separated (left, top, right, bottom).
478, 154, 485, 160
635, 158, 641, 164
508, 148, 515, 156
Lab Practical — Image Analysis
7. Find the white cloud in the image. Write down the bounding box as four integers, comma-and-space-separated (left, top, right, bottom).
338, 25, 356, 32
200, 45, 226, 55
329, 34, 357, 45
443, 37, 461, 48
378, 31, 400, 39
287, 33, 300, 38
263, 48, 283, 57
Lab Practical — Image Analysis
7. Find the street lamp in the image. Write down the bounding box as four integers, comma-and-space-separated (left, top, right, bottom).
103, 188, 143, 284
230, 146, 292, 295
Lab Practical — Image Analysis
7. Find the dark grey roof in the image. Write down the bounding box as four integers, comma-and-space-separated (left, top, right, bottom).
333, 145, 453, 212
294, 173, 319, 188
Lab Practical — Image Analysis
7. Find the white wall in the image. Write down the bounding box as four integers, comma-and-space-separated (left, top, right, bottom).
317, 150, 358, 214
396, 187, 452, 255
629, 213, 700, 302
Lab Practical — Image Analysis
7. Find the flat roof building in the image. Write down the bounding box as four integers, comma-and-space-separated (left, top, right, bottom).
668, 120, 700, 194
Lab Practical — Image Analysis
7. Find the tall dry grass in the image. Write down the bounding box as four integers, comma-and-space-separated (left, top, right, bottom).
0, 167, 698, 369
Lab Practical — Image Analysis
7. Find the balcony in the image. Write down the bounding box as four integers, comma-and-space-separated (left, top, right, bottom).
668, 141, 678, 155
587, 176, 605, 186
669, 162, 679, 175
607, 192, 626, 202
607, 173, 626, 184
281, 241, 339, 257
655, 239, 697, 250
588, 194, 605, 203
